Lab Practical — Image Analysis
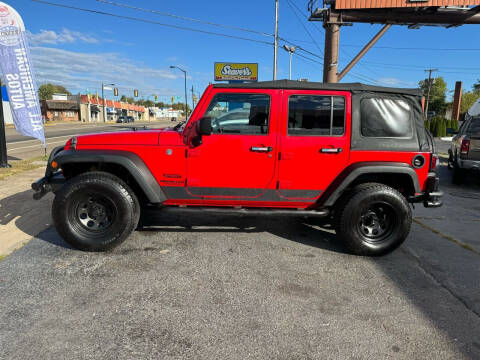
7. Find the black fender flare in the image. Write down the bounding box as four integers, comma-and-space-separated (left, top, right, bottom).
53, 149, 166, 204
318, 162, 421, 207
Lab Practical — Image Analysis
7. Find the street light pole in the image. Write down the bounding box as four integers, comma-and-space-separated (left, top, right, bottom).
170, 65, 188, 120
283, 45, 296, 80
101, 82, 114, 123
191, 85, 195, 110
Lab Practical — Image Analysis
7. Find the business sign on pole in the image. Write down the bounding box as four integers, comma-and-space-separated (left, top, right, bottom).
214, 63, 258, 82
0, 2, 45, 145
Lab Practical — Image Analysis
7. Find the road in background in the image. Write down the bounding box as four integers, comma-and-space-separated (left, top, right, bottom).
5, 120, 176, 160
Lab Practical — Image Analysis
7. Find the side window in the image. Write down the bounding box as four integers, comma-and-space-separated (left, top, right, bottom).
467, 118, 480, 136
288, 95, 345, 136
361, 98, 413, 138
203, 93, 270, 135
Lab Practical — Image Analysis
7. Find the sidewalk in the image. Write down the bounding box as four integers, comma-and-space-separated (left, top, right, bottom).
0, 167, 53, 258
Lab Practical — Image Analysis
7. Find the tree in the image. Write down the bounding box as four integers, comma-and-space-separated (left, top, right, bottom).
140, 100, 154, 108
460, 91, 480, 114
38, 83, 72, 100
419, 77, 448, 116
120, 95, 127, 102
473, 79, 480, 94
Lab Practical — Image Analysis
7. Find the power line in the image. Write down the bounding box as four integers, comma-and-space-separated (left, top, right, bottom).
96, 0, 274, 38
31, 0, 273, 46
98, 0, 327, 67
284, 0, 323, 56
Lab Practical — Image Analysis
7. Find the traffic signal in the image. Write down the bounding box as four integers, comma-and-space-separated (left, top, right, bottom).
114, 88, 118, 96
171, 96, 175, 104
154, 94, 158, 102
134, 89, 139, 97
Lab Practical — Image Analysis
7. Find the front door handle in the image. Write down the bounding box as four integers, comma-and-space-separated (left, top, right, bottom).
251, 146, 273, 153
320, 148, 343, 154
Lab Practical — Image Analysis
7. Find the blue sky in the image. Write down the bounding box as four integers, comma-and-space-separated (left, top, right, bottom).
8, 0, 480, 102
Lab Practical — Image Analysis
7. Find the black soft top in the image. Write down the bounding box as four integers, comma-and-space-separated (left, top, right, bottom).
213, 79, 422, 97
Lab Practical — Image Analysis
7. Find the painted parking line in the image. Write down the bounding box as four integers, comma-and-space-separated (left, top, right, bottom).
7, 134, 78, 145
7, 139, 71, 152
7, 127, 117, 144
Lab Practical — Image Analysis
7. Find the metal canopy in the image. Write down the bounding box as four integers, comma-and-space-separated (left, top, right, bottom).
310, 6, 480, 26
332, 0, 480, 9
307, 1, 480, 82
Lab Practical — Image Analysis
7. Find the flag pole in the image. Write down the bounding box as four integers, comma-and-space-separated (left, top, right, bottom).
0, 80, 11, 168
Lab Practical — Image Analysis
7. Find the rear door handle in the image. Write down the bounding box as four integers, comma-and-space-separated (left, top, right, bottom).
320, 148, 343, 154
251, 146, 273, 153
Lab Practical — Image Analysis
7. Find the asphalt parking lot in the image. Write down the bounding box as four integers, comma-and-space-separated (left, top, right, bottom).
1, 151, 480, 359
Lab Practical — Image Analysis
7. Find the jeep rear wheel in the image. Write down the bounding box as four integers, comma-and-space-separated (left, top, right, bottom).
52, 171, 140, 251
334, 183, 412, 256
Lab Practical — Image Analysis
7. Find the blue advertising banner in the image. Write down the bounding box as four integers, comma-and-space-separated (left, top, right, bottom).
0, 2, 45, 145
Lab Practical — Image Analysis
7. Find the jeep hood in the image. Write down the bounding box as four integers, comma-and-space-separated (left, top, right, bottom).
73, 128, 183, 146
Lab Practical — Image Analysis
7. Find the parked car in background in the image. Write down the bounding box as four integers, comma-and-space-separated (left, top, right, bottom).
448, 116, 480, 183
116, 116, 135, 123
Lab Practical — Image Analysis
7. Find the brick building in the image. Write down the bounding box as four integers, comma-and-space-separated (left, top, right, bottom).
41, 99, 80, 122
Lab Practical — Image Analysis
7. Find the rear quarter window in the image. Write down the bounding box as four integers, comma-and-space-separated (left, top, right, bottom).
360, 98, 413, 138
467, 118, 480, 136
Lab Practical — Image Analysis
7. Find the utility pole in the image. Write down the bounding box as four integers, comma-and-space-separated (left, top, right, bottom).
273, 0, 279, 80
323, 15, 340, 83
0, 80, 10, 168
424, 69, 439, 118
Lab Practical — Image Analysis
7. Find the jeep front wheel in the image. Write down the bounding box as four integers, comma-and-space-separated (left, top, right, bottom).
334, 183, 412, 256
52, 171, 140, 251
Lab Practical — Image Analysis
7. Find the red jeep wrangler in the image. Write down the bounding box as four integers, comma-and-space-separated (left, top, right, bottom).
33, 80, 442, 256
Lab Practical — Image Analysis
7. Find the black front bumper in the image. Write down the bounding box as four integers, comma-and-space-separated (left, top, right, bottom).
31, 146, 66, 200
408, 172, 443, 208
31, 172, 66, 200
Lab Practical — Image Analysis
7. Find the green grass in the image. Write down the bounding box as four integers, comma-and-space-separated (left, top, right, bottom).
0, 156, 48, 181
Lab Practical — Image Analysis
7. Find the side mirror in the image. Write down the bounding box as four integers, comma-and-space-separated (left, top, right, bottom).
197, 117, 212, 135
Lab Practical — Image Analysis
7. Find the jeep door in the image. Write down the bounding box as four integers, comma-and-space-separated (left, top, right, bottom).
186, 89, 279, 198
278, 90, 351, 199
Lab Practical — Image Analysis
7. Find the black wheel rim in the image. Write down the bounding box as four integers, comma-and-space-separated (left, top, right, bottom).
357, 202, 396, 244
74, 193, 115, 232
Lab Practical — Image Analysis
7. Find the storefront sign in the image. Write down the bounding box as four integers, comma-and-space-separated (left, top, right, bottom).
214, 63, 258, 82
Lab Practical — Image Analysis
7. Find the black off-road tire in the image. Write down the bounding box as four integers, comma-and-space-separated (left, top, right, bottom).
52, 171, 140, 251
334, 183, 412, 256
